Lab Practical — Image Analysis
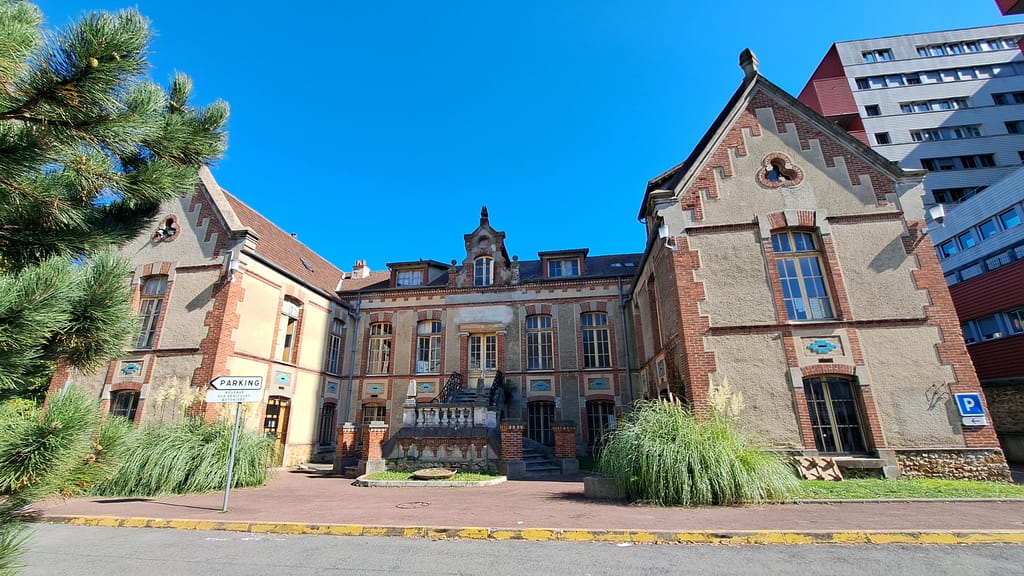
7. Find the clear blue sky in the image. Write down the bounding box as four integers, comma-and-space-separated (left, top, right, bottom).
36, 1, 1024, 272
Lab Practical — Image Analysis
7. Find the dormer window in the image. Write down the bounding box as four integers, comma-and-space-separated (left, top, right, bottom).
547, 259, 580, 278
474, 256, 493, 286
396, 270, 423, 287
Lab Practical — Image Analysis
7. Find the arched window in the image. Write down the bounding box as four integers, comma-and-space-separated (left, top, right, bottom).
581, 312, 611, 368
474, 256, 493, 286
136, 276, 168, 349
771, 230, 835, 321
526, 315, 553, 370
804, 375, 867, 454
586, 400, 615, 446
110, 390, 140, 421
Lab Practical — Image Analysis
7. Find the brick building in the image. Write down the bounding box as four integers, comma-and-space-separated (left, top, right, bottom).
337, 207, 641, 461
50, 168, 352, 467
631, 51, 1008, 480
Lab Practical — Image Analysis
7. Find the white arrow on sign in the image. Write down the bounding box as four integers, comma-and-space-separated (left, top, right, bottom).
209, 376, 264, 390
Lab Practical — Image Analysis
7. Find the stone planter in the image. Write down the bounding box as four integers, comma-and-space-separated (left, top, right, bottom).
583, 475, 623, 500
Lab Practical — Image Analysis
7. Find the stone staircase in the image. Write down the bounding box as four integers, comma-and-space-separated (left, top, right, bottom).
522, 442, 562, 478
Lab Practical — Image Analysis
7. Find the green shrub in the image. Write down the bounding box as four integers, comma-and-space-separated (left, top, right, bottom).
90, 417, 274, 497
595, 399, 797, 506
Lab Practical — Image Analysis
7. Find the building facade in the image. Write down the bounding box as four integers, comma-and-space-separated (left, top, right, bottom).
930, 167, 1024, 461
799, 23, 1024, 207
633, 51, 1007, 480
50, 168, 352, 467
337, 208, 642, 457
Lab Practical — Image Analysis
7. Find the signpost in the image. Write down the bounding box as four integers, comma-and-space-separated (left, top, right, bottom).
954, 392, 988, 427
206, 375, 264, 512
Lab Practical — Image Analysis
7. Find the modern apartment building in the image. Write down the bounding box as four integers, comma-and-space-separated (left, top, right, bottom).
929, 166, 1024, 461
799, 23, 1024, 207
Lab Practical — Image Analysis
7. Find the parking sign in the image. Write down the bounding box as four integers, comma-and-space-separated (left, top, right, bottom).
954, 393, 985, 416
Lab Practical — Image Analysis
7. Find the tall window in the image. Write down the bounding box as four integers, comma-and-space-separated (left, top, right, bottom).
416, 320, 442, 374
277, 298, 302, 363
771, 231, 834, 321
526, 315, 553, 370
474, 256, 493, 286
527, 401, 555, 445
318, 403, 336, 446
581, 312, 611, 368
586, 400, 615, 446
325, 318, 344, 374
367, 322, 392, 374
136, 276, 168, 349
469, 334, 497, 371
109, 390, 140, 421
804, 376, 867, 454
361, 404, 386, 425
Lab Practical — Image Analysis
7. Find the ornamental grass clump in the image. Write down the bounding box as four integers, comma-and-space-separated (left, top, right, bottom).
90, 417, 274, 497
596, 387, 797, 506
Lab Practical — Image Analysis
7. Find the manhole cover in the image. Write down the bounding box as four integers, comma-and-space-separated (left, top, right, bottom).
396, 501, 430, 509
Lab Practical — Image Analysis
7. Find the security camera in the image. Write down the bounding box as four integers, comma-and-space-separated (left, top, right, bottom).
928, 204, 946, 226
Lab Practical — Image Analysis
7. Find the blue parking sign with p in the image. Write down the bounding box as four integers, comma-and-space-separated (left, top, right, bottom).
955, 393, 985, 416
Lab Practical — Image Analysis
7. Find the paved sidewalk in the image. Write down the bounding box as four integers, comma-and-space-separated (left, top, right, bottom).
35, 467, 1024, 544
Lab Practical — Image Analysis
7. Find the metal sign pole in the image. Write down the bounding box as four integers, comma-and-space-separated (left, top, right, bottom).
222, 402, 243, 512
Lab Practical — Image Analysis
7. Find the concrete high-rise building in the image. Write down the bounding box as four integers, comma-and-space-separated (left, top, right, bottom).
799, 23, 1024, 207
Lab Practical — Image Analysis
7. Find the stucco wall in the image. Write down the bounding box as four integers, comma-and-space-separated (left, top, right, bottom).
707, 333, 803, 449
829, 221, 927, 321
691, 230, 776, 326
158, 270, 216, 348
143, 355, 203, 423
858, 326, 962, 447
234, 266, 281, 358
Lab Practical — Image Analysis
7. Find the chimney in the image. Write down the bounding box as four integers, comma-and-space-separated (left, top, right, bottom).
352, 259, 371, 278
739, 48, 759, 79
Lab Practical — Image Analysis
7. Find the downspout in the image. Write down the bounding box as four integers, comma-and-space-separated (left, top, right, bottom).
342, 291, 362, 423
618, 276, 635, 405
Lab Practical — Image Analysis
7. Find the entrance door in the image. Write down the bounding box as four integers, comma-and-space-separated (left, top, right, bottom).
804, 376, 867, 454
263, 396, 291, 466
527, 401, 555, 446
586, 400, 615, 447
468, 333, 497, 388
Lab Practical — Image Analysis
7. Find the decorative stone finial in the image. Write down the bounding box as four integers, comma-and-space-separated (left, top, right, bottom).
480, 206, 489, 225
739, 48, 759, 79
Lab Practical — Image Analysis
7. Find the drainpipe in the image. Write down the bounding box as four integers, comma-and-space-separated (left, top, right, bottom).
618, 276, 635, 405
342, 292, 362, 423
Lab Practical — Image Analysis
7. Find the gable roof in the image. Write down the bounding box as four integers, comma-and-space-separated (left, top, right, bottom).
198, 172, 346, 299
638, 57, 921, 220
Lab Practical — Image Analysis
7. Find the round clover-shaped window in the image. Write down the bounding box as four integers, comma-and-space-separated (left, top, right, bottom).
757, 153, 804, 188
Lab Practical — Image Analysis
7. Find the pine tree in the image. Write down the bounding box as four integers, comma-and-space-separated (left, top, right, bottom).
0, 2, 227, 571
0, 1, 227, 398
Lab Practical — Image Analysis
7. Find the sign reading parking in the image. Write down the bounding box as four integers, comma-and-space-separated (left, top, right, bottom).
206, 375, 264, 404
209, 376, 264, 390
954, 393, 988, 427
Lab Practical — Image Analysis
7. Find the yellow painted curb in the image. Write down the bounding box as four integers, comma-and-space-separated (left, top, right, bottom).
37, 516, 1024, 545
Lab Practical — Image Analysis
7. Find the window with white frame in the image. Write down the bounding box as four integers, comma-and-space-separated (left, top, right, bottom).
862, 49, 893, 63
367, 322, 392, 374
136, 276, 168, 349
864, 104, 881, 116
993, 91, 1024, 105
855, 64, 1020, 91
469, 334, 497, 371
1000, 208, 1021, 230
899, 98, 969, 113
416, 320, 441, 374
910, 125, 981, 142
526, 315, 553, 370
874, 132, 891, 145
581, 312, 611, 368
474, 257, 493, 286
325, 318, 343, 374
547, 259, 580, 278
771, 230, 834, 321
920, 154, 995, 171
396, 270, 423, 287
933, 186, 986, 204
276, 298, 302, 363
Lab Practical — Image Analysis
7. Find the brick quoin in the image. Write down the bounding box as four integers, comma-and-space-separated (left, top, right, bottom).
191, 268, 246, 421
552, 423, 577, 459
665, 242, 715, 414
500, 422, 525, 461
903, 221, 1001, 448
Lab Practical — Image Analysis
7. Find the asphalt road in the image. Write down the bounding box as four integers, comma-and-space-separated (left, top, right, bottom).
21, 524, 1024, 576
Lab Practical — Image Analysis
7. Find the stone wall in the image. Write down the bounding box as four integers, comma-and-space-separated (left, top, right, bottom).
896, 449, 1011, 481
